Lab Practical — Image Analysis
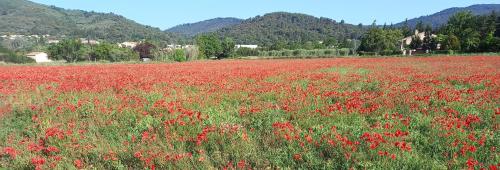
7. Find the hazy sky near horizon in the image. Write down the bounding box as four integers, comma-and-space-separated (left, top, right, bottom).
31, 0, 500, 30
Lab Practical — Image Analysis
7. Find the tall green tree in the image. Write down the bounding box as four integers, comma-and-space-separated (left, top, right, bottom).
410, 35, 423, 50
323, 37, 338, 48
402, 18, 412, 37
416, 21, 424, 32
485, 11, 497, 36
478, 11, 498, 51
495, 15, 500, 37
90, 43, 112, 61
91, 43, 138, 62
422, 25, 433, 51
441, 34, 461, 51
444, 12, 480, 52
359, 25, 403, 54
47, 39, 84, 62
193, 35, 236, 59
220, 37, 235, 59
196, 34, 222, 59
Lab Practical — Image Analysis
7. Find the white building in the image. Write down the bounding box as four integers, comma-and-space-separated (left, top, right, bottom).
119, 41, 139, 49
26, 52, 52, 63
235, 45, 258, 49
167, 44, 182, 49
182, 45, 194, 49
401, 30, 437, 50
80, 38, 99, 45
47, 40, 60, 44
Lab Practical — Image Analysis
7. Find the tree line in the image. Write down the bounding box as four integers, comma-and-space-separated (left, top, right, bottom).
46, 39, 194, 63
3, 11, 500, 64
359, 11, 500, 54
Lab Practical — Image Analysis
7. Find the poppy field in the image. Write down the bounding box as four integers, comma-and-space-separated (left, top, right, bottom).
0, 56, 499, 169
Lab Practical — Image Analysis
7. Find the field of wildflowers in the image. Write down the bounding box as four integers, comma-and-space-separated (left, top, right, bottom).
0, 56, 498, 169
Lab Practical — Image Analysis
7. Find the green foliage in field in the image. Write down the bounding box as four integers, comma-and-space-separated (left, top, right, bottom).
196, 34, 235, 59
0, 45, 35, 63
47, 39, 85, 62
361, 11, 500, 55
172, 49, 187, 62
255, 48, 351, 58
235, 47, 259, 57
438, 11, 500, 52
47, 39, 141, 63
0, 59, 498, 169
359, 23, 403, 55
91, 43, 139, 62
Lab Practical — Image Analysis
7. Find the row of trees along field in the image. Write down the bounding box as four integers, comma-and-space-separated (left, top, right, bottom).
47, 39, 139, 63
45, 39, 197, 63
196, 34, 235, 59
359, 11, 500, 55
194, 33, 360, 59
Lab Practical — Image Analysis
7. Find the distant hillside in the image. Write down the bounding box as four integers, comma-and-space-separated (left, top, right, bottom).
0, 0, 178, 42
166, 18, 243, 37
216, 12, 364, 46
396, 4, 500, 28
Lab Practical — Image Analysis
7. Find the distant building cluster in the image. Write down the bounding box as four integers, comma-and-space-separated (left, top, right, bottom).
0, 34, 51, 40
0, 34, 61, 44
1, 34, 261, 64
235, 45, 258, 49
79, 38, 99, 45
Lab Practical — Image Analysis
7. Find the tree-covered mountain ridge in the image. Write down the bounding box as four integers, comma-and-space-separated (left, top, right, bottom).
215, 12, 364, 46
0, 0, 178, 42
166, 18, 244, 37
395, 4, 500, 28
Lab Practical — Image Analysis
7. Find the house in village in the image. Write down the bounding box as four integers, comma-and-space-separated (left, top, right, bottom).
26, 52, 52, 63
167, 44, 182, 49
235, 45, 259, 49
401, 30, 438, 55
119, 41, 139, 49
47, 40, 60, 44
79, 38, 99, 45
182, 45, 194, 49
164, 44, 196, 51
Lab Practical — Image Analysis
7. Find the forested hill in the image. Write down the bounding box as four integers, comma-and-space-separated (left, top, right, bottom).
216, 12, 364, 46
166, 18, 243, 37
395, 4, 500, 28
0, 0, 178, 43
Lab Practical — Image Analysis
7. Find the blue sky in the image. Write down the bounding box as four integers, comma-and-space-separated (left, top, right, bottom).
32, 0, 500, 30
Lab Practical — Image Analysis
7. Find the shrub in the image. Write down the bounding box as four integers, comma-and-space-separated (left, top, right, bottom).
172, 49, 186, 62
292, 50, 303, 56
359, 51, 377, 56
431, 50, 451, 55
324, 49, 335, 56
236, 47, 259, 57
0, 46, 35, 64
281, 50, 292, 56
339, 48, 350, 56
380, 50, 399, 56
